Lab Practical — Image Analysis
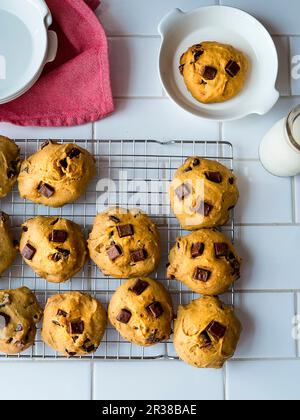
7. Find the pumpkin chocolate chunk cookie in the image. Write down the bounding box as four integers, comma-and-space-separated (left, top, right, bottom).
0, 212, 18, 276
0, 136, 21, 198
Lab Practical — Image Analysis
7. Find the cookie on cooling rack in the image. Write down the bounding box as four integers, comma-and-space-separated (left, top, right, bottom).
88, 207, 161, 278
167, 229, 241, 296
0, 212, 18, 276
108, 278, 173, 346
42, 291, 107, 357
0, 136, 21, 198
0, 287, 43, 355
169, 157, 239, 229
20, 216, 87, 283
18, 141, 96, 207
174, 296, 242, 369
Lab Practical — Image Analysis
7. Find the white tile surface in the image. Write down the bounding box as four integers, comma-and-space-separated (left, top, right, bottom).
236, 226, 300, 290
223, 97, 299, 159
93, 361, 224, 400
220, 0, 300, 35
235, 160, 293, 224
227, 360, 300, 400
273, 36, 290, 96
290, 37, 300, 95
233, 292, 295, 358
95, 98, 220, 140
0, 122, 93, 139
0, 362, 91, 400
295, 175, 300, 223
98, 0, 217, 36
109, 38, 162, 97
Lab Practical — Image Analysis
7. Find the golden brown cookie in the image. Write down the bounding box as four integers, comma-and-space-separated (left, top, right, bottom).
169, 157, 239, 229
180, 41, 248, 104
0, 287, 43, 355
108, 278, 173, 346
0, 212, 18, 276
0, 136, 21, 198
41, 291, 106, 357
88, 208, 161, 278
167, 229, 241, 295
174, 296, 241, 368
18, 141, 96, 207
20, 216, 87, 283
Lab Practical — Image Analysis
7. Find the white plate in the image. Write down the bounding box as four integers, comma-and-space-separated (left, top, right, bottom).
0, 0, 57, 104
158, 6, 279, 121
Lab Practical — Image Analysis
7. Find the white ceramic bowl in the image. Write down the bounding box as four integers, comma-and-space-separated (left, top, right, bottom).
158, 6, 279, 121
0, 0, 57, 104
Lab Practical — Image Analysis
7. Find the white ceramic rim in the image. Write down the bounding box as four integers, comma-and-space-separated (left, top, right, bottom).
158, 5, 280, 121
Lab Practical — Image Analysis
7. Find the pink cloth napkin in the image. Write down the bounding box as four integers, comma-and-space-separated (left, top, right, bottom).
0, 0, 114, 127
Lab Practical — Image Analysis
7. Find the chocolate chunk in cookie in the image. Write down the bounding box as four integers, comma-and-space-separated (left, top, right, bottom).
129, 279, 149, 296
107, 244, 122, 261
117, 309, 132, 324
205, 171, 222, 183
57, 309, 68, 317
117, 224, 134, 238
67, 148, 81, 158
194, 267, 211, 282
38, 182, 55, 198
68, 319, 84, 334
202, 66, 217, 80
206, 321, 226, 340
21, 243, 36, 260
50, 230, 68, 243
147, 301, 164, 318
130, 249, 147, 263
225, 60, 240, 77
214, 243, 229, 258
109, 215, 120, 224
191, 242, 205, 258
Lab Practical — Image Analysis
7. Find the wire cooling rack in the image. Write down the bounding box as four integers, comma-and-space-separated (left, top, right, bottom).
0, 139, 235, 360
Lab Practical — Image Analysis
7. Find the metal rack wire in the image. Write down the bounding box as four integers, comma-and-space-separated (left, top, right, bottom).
0, 139, 235, 360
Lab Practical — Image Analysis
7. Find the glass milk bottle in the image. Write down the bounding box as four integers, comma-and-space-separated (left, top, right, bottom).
259, 105, 300, 177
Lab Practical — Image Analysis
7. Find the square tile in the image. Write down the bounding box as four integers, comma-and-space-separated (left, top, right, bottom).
233, 292, 295, 358
273, 36, 290, 96
108, 38, 162, 97
235, 160, 293, 224
93, 361, 224, 400
95, 98, 220, 140
235, 226, 300, 290
98, 0, 217, 36
290, 37, 300, 95
223, 97, 299, 159
227, 360, 300, 400
0, 362, 91, 400
220, 0, 300, 35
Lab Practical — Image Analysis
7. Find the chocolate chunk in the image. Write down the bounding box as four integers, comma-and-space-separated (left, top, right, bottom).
194, 267, 211, 282
200, 330, 212, 347
228, 252, 235, 261
117, 224, 134, 238
229, 177, 235, 185
66, 350, 77, 357
129, 279, 149, 296
225, 60, 240, 77
202, 66, 217, 80
68, 320, 84, 334
147, 329, 159, 344
207, 321, 226, 340
147, 302, 164, 318
179, 64, 185, 75
0, 312, 10, 328
130, 249, 147, 263
109, 215, 120, 223
175, 183, 191, 200
214, 243, 229, 258
72, 336, 79, 343
194, 201, 213, 217
67, 148, 81, 158
193, 158, 200, 167
15, 324, 23, 332
82, 340, 95, 353
184, 166, 192, 173
194, 50, 204, 61
205, 171, 222, 183
231, 259, 241, 276
116, 309, 132, 324
22, 226, 28, 232
50, 218, 59, 226
52, 253, 62, 262
49, 230, 68, 243
57, 309, 67, 317
60, 158, 68, 169
56, 248, 70, 258
0, 293, 10, 308
38, 182, 55, 198
107, 244, 122, 261
191, 242, 205, 258
21, 243, 36, 260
